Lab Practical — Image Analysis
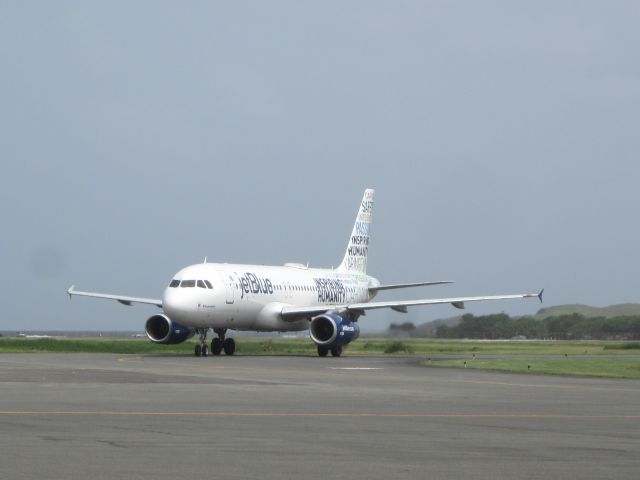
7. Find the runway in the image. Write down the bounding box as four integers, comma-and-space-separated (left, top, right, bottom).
1, 353, 639, 479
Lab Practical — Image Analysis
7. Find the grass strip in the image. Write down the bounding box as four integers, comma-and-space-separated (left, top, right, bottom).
3, 338, 640, 378
2, 337, 640, 357
426, 357, 640, 379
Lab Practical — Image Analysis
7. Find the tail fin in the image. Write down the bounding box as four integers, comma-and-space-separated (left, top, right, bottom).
338, 188, 375, 273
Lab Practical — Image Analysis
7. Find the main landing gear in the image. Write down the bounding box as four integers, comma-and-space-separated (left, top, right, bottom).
194, 328, 235, 357
317, 345, 342, 357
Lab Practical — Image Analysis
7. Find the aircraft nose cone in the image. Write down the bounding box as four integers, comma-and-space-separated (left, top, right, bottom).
163, 288, 191, 319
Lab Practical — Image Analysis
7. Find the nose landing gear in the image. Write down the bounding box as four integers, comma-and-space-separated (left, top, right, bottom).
194, 329, 210, 357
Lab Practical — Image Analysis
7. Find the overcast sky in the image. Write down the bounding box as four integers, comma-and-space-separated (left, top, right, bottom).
1, 1, 638, 332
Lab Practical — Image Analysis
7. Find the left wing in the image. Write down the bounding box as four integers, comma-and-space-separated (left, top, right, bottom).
281, 290, 544, 320
67, 286, 162, 307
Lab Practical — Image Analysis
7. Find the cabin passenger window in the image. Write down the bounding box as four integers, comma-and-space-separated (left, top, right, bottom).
169, 280, 180, 288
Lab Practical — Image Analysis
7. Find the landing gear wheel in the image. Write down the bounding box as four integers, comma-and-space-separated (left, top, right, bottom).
330, 346, 343, 357
223, 338, 236, 356
195, 329, 210, 358
211, 338, 223, 356
317, 346, 329, 357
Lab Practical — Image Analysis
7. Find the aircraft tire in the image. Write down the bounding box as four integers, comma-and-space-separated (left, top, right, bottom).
195, 344, 202, 357
211, 338, 222, 356
330, 346, 342, 357
202, 344, 209, 357
223, 338, 236, 356
317, 346, 329, 357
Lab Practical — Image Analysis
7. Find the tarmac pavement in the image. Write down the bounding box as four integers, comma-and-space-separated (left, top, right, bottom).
1, 353, 639, 479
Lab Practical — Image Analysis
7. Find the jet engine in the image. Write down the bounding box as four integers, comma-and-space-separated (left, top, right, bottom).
145, 314, 195, 344
309, 313, 360, 348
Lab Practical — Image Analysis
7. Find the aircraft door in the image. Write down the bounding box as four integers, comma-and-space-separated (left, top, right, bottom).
218, 270, 235, 304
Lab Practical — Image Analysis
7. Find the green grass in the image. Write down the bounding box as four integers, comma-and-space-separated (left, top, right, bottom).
2, 338, 639, 378
1, 337, 638, 356
350, 339, 633, 356
426, 358, 640, 379
0, 337, 320, 355
0, 338, 193, 354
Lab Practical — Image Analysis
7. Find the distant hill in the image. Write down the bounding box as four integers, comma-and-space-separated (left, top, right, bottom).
383, 303, 640, 338
534, 304, 640, 319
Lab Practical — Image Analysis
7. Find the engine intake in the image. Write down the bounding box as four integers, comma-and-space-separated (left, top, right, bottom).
145, 314, 195, 344
309, 313, 359, 348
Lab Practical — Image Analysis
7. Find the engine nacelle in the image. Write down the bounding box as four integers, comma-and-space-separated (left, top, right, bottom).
309, 313, 360, 348
145, 314, 195, 345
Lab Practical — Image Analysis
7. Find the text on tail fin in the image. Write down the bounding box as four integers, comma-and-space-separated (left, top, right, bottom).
338, 188, 375, 273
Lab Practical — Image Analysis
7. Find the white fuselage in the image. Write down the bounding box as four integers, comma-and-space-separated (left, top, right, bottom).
162, 262, 380, 331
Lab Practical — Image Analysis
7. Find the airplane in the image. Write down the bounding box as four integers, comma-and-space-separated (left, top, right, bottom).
67, 188, 543, 357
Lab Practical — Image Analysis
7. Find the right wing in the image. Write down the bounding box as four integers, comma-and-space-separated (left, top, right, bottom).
281, 290, 544, 320
67, 285, 162, 307
369, 280, 454, 292
344, 291, 543, 314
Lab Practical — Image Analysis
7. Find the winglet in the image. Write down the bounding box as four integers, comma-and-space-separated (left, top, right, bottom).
67, 285, 75, 299
538, 288, 544, 303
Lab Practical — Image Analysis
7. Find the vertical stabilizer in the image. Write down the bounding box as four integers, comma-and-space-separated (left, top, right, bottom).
338, 188, 375, 273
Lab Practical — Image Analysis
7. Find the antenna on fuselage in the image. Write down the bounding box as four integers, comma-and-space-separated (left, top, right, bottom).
203, 256, 207, 264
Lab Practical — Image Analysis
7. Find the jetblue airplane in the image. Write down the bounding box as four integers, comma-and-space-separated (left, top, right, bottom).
68, 189, 542, 357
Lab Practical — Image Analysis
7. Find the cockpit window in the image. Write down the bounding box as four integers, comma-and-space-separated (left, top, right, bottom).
180, 280, 196, 288
204, 280, 213, 289
169, 279, 180, 288
197, 280, 207, 289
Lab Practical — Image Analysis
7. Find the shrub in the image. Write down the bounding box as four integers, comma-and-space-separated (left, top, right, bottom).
384, 341, 413, 354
